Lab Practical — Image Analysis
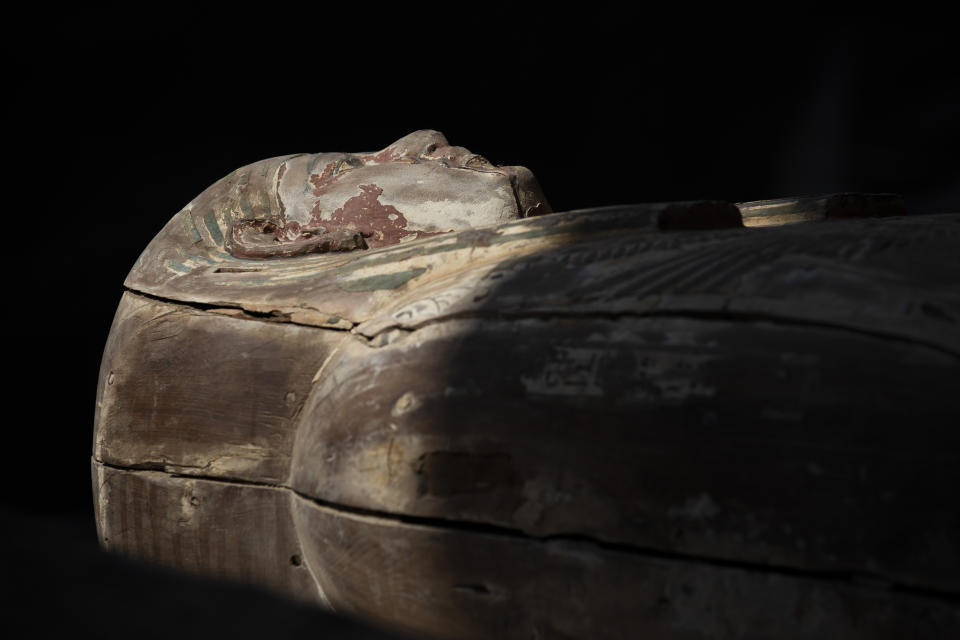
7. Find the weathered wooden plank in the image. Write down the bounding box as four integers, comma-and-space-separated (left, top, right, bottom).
291, 494, 960, 640
353, 212, 960, 354
92, 461, 323, 605
97, 208, 960, 604
292, 316, 960, 593
94, 291, 345, 483
90, 463, 960, 639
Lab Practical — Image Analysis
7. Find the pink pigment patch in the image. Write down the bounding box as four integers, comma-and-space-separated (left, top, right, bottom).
305, 182, 454, 249
327, 184, 412, 248
359, 147, 401, 164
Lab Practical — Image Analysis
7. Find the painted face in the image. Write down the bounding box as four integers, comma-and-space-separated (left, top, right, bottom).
227, 130, 551, 258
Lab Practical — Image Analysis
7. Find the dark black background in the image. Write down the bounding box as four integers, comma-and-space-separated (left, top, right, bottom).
2, 8, 958, 634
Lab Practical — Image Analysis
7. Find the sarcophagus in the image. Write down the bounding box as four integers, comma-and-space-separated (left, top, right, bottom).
93, 131, 960, 638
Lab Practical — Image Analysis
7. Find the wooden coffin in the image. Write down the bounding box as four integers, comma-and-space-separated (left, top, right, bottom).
92, 137, 960, 638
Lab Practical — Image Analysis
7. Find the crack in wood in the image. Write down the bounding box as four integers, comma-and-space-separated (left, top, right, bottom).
93, 459, 960, 604
123, 288, 358, 331
124, 287, 959, 359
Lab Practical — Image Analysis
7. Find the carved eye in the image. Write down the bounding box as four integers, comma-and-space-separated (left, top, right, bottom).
464, 155, 492, 168
333, 156, 364, 174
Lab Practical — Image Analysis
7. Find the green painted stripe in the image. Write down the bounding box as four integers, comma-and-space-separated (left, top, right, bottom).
166, 259, 193, 273
182, 253, 220, 265
262, 191, 271, 217
210, 249, 266, 263
203, 210, 225, 246
239, 191, 254, 219
337, 267, 427, 292
181, 213, 203, 244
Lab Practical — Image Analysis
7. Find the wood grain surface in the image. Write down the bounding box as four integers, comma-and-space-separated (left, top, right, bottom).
94, 203, 960, 638
91, 463, 960, 639
92, 462, 321, 604
94, 292, 346, 483
291, 315, 960, 593
291, 492, 960, 640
